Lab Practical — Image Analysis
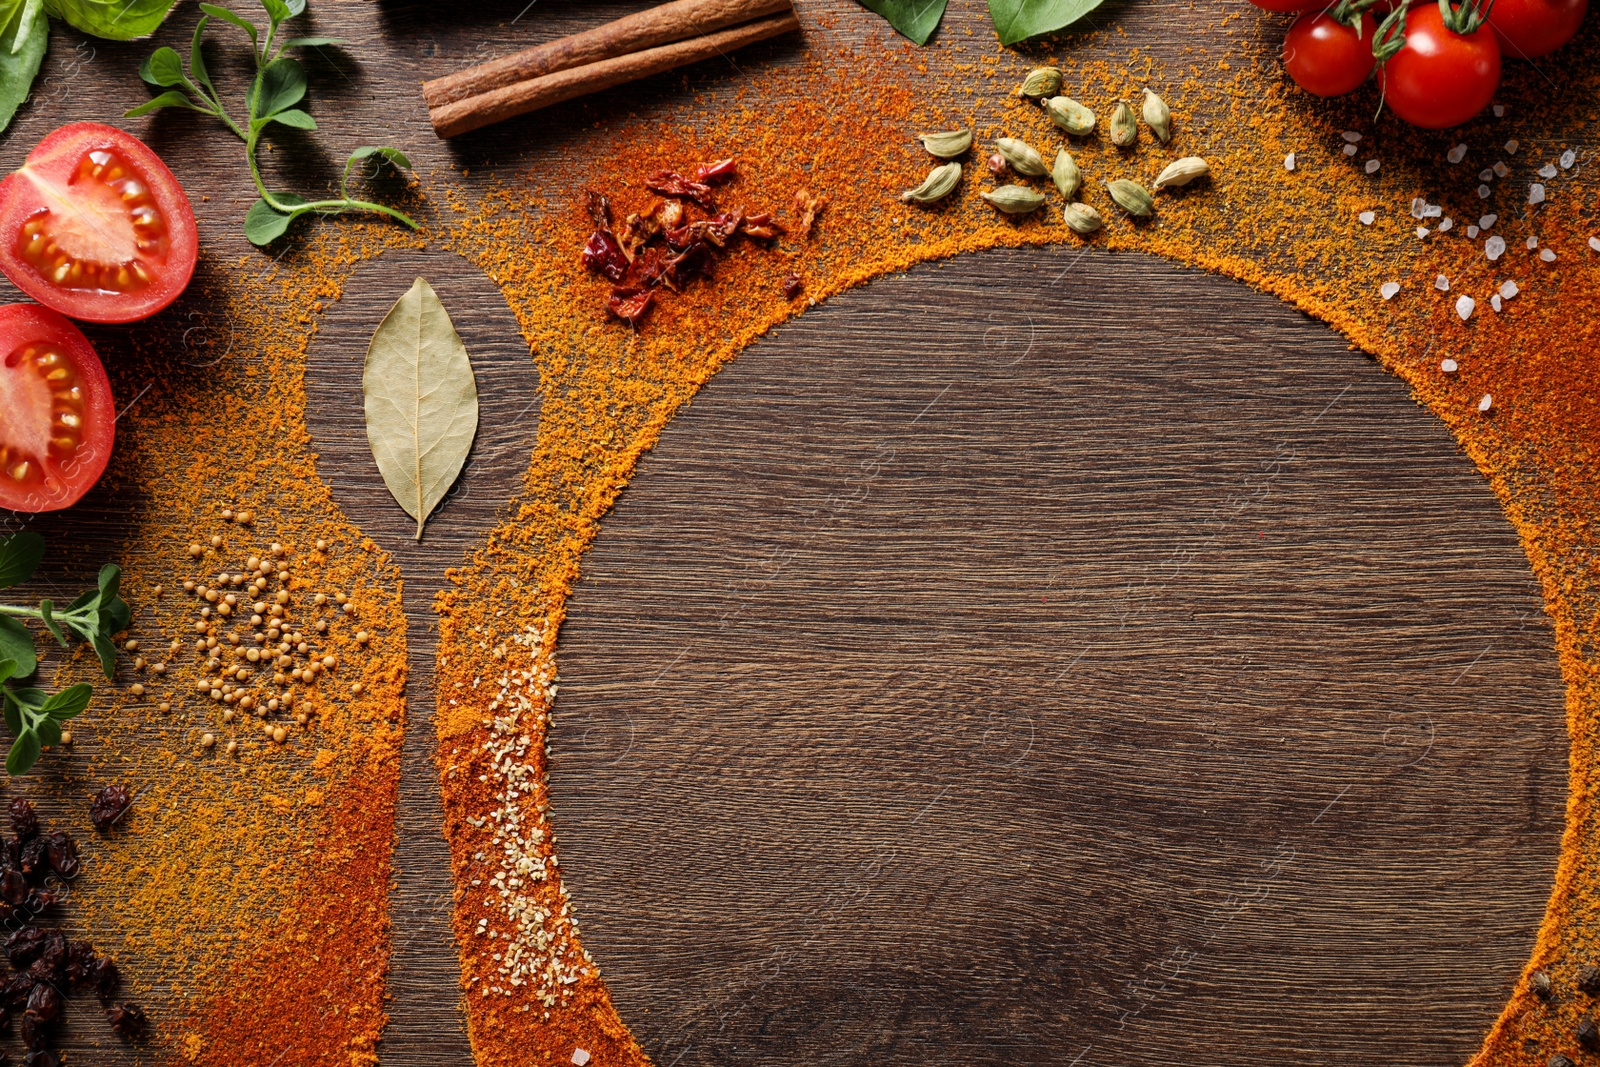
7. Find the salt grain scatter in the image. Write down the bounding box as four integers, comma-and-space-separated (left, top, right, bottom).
1480, 168, 1495, 181
1493, 162, 1509, 177
1448, 143, 1469, 163
1411, 197, 1427, 218
1416, 227, 1429, 239
1342, 130, 1362, 142
1500, 279, 1519, 299
1342, 144, 1358, 157
1486, 235, 1506, 260
1479, 185, 1491, 198
1456, 295, 1476, 320
1441, 358, 1459, 372
1359, 210, 1375, 225
1479, 394, 1494, 412
1468, 225, 1480, 237
1365, 159, 1380, 174
1493, 105, 1506, 117
1435, 275, 1451, 291
1438, 217, 1453, 232
1527, 235, 1539, 249
1505, 140, 1519, 154
1562, 149, 1577, 169
1491, 294, 1503, 312
1539, 164, 1558, 178
1284, 152, 1296, 171
1590, 236, 1600, 252
1480, 214, 1497, 229
1380, 281, 1401, 300
572, 1051, 591, 1067
1541, 247, 1557, 262
1529, 183, 1546, 204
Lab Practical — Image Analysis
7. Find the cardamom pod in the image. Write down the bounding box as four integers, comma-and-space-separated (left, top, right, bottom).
1052, 149, 1082, 199
900, 162, 963, 204
1142, 88, 1172, 143
1018, 67, 1063, 99
919, 128, 973, 159
1110, 100, 1137, 147
1153, 156, 1210, 190
1062, 202, 1103, 234
995, 137, 1048, 178
1044, 96, 1096, 136
1106, 178, 1154, 216
982, 184, 1047, 215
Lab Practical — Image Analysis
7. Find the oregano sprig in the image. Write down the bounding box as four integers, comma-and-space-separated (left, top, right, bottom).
0, 533, 129, 775
126, 0, 418, 246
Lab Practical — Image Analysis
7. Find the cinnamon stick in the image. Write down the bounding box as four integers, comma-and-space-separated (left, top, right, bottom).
427, 8, 799, 139
422, 0, 794, 110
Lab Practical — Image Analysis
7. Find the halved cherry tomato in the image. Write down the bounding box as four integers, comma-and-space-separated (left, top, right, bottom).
0, 303, 114, 513
1379, 3, 1502, 128
1487, 0, 1587, 57
0, 123, 197, 325
1284, 10, 1379, 95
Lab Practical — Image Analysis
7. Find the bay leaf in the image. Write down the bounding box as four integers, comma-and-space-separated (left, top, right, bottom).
857, 0, 947, 45
363, 278, 479, 540
988, 0, 1105, 45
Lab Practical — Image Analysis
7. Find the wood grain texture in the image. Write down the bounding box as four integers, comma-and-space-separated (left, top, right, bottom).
552, 247, 1568, 1067
0, 0, 1568, 1063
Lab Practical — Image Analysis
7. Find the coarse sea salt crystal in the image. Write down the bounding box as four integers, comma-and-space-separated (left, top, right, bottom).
1359, 210, 1375, 225
1416, 227, 1429, 239
1491, 294, 1503, 312
1527, 235, 1539, 249
1480, 213, 1498, 229
1500, 279, 1519, 299
1468, 225, 1480, 238
1486, 235, 1506, 260
1411, 197, 1427, 218
1343, 144, 1358, 157
1448, 143, 1469, 163
1284, 152, 1296, 171
1505, 139, 1519, 154
1591, 236, 1600, 252
1441, 358, 1459, 372
1479, 185, 1492, 198
1342, 130, 1362, 143
1493, 105, 1506, 117
1530, 183, 1546, 204
1439, 217, 1454, 232
1456, 295, 1476, 320
1562, 149, 1577, 169
572, 1050, 591, 1066
1493, 161, 1509, 177
1380, 281, 1401, 300
1480, 168, 1495, 181
1435, 274, 1451, 291
1541, 247, 1557, 262
1539, 164, 1558, 178
1423, 204, 1442, 218
1365, 159, 1381, 174
1479, 394, 1494, 412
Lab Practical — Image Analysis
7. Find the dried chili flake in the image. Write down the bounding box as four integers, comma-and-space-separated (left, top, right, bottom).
618, 212, 660, 262
658, 200, 684, 229
687, 211, 744, 248
739, 212, 786, 241
781, 273, 803, 299
662, 241, 715, 291
793, 188, 825, 239
583, 189, 613, 229
645, 170, 715, 208
695, 158, 738, 185
581, 230, 629, 283
605, 288, 654, 325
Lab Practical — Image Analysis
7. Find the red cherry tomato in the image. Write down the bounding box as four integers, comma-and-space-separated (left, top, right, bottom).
1379, 3, 1502, 128
0, 303, 114, 513
1284, 10, 1379, 95
1249, 0, 1321, 13
1487, 0, 1587, 57
0, 123, 197, 325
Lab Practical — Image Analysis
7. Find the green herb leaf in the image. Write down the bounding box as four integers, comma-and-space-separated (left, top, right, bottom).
190, 13, 214, 94
856, 0, 947, 44
0, 3, 45, 136
258, 0, 288, 28
124, 89, 198, 117
41, 683, 90, 720
267, 107, 315, 130
89, 631, 116, 679
243, 196, 308, 245
198, 2, 256, 45
45, 0, 180, 41
347, 144, 411, 171
1, 691, 19, 737
36, 599, 63, 646
281, 35, 339, 47
139, 44, 183, 85
33, 717, 59, 749
363, 278, 480, 540
0, 533, 44, 589
101, 594, 130, 637
281, 0, 303, 15
0, 616, 35, 679
987, 0, 1104, 45
255, 55, 304, 116
7, 729, 40, 775
97, 563, 121, 603
10, 0, 42, 54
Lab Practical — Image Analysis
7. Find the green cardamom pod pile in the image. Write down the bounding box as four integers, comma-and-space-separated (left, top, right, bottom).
1062, 202, 1103, 234
995, 137, 1047, 177
919, 128, 973, 159
1142, 89, 1172, 143
1051, 149, 1081, 199
982, 185, 1047, 214
1153, 156, 1209, 190
1110, 100, 1137, 147
1044, 96, 1095, 136
901, 162, 963, 204
1106, 178, 1154, 216
1018, 67, 1063, 99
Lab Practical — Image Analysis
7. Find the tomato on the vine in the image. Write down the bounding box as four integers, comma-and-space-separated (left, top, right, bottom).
1379, 1, 1502, 128
0, 303, 114, 514
1284, 9, 1379, 95
0, 123, 197, 325
1487, 0, 1587, 57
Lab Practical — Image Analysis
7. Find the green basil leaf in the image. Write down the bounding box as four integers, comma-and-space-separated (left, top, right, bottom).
9, 0, 41, 55
0, 533, 43, 589
856, 0, 947, 44
138, 44, 183, 85
34, 716, 59, 748
282, 35, 339, 47
243, 195, 308, 245
96, 563, 120, 601
258, 0, 288, 27
36, 600, 63, 646
2, 691, 20, 737
41, 683, 90, 720
89, 632, 116, 679
44, 0, 179, 41
198, 1, 256, 44
124, 90, 199, 118
0, 3, 43, 136
281, 0, 303, 14
268, 107, 315, 130
0, 617, 34, 679
7, 729, 40, 776
987, 0, 1104, 45
255, 55, 304, 116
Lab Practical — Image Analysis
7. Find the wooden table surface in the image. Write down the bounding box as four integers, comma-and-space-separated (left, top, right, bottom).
0, 0, 1571, 1064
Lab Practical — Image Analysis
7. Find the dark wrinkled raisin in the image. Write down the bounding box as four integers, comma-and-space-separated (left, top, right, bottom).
23, 982, 57, 1024
4, 928, 47, 968
2, 974, 33, 1010
0, 870, 26, 907
63, 942, 94, 988
17, 837, 46, 877
90, 784, 132, 830
89, 956, 118, 1000
15, 1010, 38, 1050
107, 1001, 146, 1040
25, 932, 64, 983
20, 890, 55, 918
43, 833, 77, 881
7, 800, 35, 840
